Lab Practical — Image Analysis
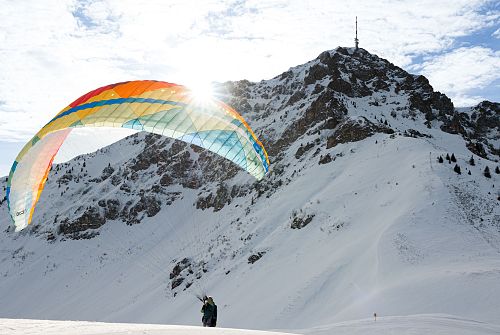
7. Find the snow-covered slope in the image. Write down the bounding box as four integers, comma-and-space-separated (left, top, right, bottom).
0, 319, 293, 335
297, 314, 500, 335
0, 47, 499, 331
3, 314, 500, 335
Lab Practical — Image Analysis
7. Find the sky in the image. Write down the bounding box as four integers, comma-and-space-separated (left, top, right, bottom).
0, 0, 499, 177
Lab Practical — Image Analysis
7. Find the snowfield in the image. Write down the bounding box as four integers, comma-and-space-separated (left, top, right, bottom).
1, 133, 498, 330
0, 318, 292, 335
297, 314, 500, 335
2, 314, 500, 335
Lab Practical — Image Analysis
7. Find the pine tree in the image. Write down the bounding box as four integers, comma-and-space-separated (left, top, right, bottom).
454, 164, 461, 174
450, 153, 456, 162
468, 170, 471, 175
446, 153, 450, 162
469, 155, 475, 166
495, 166, 500, 174
484, 166, 491, 178
438, 156, 444, 163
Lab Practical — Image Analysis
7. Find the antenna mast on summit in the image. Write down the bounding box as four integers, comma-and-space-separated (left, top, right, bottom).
354, 16, 359, 50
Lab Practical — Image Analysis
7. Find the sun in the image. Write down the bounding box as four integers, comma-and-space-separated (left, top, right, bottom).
186, 79, 214, 104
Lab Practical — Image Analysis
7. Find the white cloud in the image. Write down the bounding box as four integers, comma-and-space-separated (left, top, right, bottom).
493, 28, 500, 38
0, 0, 498, 144
71, 0, 121, 35
414, 46, 500, 106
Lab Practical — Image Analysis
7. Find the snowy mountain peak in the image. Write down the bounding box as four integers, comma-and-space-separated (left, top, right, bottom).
0, 47, 499, 330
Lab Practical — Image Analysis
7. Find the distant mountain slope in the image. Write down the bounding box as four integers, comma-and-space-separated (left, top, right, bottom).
0, 47, 499, 330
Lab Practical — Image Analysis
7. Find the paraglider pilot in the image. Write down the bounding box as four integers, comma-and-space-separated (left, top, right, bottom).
201, 296, 217, 327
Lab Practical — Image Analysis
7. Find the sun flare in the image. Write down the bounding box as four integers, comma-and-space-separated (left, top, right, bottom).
186, 80, 214, 104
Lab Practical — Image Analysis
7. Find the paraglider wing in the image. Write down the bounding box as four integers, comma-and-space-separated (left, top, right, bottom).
7, 80, 269, 231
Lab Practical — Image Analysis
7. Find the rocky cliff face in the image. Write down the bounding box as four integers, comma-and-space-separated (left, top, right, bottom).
217, 47, 461, 166
453, 101, 499, 159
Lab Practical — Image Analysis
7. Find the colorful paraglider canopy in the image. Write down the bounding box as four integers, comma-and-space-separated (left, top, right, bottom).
7, 80, 269, 231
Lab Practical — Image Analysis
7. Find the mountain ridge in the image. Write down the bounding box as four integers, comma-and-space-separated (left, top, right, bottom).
0, 46, 499, 329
